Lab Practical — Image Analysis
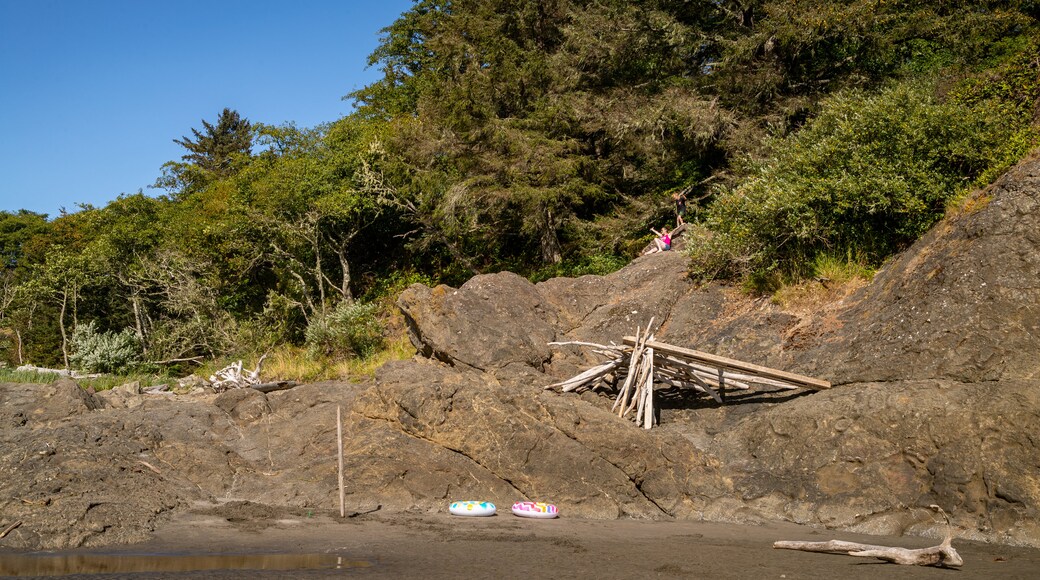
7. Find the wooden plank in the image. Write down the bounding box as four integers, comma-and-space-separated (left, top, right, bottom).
622, 337, 831, 390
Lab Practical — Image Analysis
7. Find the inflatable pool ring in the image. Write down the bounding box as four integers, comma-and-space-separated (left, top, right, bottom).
511, 501, 559, 519
449, 500, 496, 517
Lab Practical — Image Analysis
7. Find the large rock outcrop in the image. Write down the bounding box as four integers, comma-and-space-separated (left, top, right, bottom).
2, 153, 1039, 551
795, 156, 1040, 384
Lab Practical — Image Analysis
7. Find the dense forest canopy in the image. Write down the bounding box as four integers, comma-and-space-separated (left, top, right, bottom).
2, 0, 1038, 375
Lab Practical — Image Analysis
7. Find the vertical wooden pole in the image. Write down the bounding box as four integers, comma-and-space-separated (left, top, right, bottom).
337, 405, 345, 518
718, 368, 727, 403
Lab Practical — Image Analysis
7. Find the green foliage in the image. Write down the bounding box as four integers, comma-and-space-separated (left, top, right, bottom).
946, 34, 1040, 186
357, 0, 736, 270
529, 253, 628, 283
69, 320, 142, 374
2, 0, 1038, 373
305, 300, 385, 360
157, 108, 254, 194
0, 210, 49, 269
714, 0, 1032, 114
0, 367, 169, 392
811, 251, 875, 286
361, 270, 436, 303
687, 79, 1037, 285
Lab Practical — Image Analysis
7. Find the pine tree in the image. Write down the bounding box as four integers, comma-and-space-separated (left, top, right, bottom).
173, 108, 253, 178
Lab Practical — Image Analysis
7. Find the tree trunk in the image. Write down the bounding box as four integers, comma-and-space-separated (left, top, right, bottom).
59, 290, 69, 370
337, 243, 353, 302
540, 208, 563, 264
131, 293, 146, 353
314, 239, 326, 318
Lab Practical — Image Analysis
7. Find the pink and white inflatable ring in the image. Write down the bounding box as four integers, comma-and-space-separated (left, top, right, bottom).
511, 501, 559, 519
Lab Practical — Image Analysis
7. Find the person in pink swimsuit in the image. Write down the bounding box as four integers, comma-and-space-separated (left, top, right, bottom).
645, 226, 671, 254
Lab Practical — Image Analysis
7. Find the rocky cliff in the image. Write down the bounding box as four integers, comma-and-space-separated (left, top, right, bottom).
1, 152, 1038, 550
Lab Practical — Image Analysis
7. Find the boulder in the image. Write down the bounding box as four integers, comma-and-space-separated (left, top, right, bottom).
397, 271, 559, 371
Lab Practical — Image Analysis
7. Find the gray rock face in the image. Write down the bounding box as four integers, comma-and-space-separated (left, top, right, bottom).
398, 271, 558, 371
2, 154, 1039, 551
794, 157, 1040, 384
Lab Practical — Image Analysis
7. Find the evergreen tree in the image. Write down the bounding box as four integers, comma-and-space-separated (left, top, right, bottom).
174, 108, 253, 176
156, 108, 254, 195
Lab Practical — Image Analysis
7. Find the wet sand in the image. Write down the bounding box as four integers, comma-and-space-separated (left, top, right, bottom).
4, 512, 1040, 579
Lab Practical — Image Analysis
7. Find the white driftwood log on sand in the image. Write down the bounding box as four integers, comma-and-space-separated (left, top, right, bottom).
546, 322, 830, 429
773, 506, 963, 568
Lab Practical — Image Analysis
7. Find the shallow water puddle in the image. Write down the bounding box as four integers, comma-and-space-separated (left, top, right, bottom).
0, 552, 371, 576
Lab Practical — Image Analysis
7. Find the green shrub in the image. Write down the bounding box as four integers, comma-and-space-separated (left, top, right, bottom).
69, 320, 142, 374
688, 78, 1037, 285
529, 253, 629, 282
305, 300, 385, 359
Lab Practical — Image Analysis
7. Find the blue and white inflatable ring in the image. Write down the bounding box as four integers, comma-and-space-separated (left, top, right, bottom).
449, 500, 496, 517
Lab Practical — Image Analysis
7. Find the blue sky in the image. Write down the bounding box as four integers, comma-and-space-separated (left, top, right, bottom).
0, 0, 414, 218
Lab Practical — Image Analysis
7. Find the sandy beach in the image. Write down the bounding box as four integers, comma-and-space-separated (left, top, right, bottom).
4, 510, 1040, 579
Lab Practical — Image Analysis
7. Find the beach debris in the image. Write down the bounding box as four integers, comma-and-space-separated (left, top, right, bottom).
15, 364, 102, 379
208, 355, 267, 391
545, 320, 830, 429
0, 520, 22, 540
773, 506, 963, 568
137, 460, 162, 475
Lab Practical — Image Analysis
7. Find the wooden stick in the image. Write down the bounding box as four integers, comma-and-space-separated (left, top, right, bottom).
657, 365, 745, 392
623, 337, 831, 389
625, 350, 653, 417
718, 368, 726, 403
546, 360, 621, 391
337, 405, 345, 518
613, 325, 646, 413
654, 355, 753, 390
635, 349, 649, 422
643, 350, 655, 429
672, 357, 808, 390
0, 520, 22, 539
548, 341, 623, 351
658, 375, 723, 403
622, 333, 654, 417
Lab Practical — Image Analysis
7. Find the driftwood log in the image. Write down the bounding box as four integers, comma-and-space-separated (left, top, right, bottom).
251, 381, 299, 394
774, 507, 963, 568
208, 354, 269, 391
0, 520, 22, 540
15, 364, 102, 379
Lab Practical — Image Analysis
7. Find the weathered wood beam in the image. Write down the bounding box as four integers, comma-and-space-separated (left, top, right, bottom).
623, 337, 831, 390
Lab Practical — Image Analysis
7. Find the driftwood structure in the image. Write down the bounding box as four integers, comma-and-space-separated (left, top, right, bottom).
209, 357, 267, 391
546, 321, 830, 429
774, 506, 963, 568
208, 355, 299, 394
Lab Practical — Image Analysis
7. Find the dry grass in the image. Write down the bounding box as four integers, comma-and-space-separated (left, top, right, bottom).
772, 254, 873, 312
949, 190, 994, 216
252, 333, 416, 384
260, 346, 333, 383
331, 335, 416, 380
